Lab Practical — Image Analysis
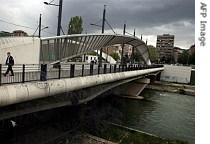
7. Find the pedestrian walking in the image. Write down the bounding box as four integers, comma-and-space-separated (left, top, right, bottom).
4, 52, 14, 76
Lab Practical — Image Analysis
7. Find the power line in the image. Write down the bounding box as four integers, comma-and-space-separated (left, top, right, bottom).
0, 18, 35, 30
0, 17, 54, 35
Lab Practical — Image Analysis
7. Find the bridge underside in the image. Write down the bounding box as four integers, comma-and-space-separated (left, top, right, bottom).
40, 34, 151, 65
0, 71, 161, 121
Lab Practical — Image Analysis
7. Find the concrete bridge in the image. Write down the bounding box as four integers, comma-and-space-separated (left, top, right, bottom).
0, 34, 163, 120
0, 64, 163, 120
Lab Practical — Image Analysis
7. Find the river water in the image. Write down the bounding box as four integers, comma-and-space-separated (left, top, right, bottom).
103, 89, 195, 144
4, 89, 194, 144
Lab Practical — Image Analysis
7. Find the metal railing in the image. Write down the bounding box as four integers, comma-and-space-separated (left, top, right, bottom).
0, 63, 163, 85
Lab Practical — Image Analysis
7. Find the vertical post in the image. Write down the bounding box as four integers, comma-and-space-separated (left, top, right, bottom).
131, 29, 135, 64
22, 64, 25, 83
103, 64, 107, 74
40, 64, 47, 81
98, 64, 100, 74
58, 64, 61, 79
82, 64, 84, 76
70, 64, 75, 78
121, 23, 126, 65
114, 64, 116, 73
109, 64, 112, 73
90, 63, 94, 75
0, 64, 2, 86
57, 0, 63, 36
99, 5, 106, 67
125, 64, 127, 71
38, 14, 42, 38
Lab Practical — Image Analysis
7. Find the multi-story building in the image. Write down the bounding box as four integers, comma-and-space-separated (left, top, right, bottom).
156, 34, 174, 63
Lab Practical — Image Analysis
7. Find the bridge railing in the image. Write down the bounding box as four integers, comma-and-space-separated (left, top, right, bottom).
0, 64, 163, 85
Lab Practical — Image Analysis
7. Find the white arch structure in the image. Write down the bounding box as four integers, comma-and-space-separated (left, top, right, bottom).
40, 34, 151, 65
0, 34, 151, 65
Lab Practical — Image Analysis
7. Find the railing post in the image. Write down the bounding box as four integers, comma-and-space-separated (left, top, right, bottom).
98, 64, 100, 74
90, 63, 94, 75
125, 64, 128, 71
40, 64, 47, 81
0, 64, 2, 86
82, 64, 84, 76
58, 64, 61, 79
22, 64, 25, 83
70, 64, 75, 78
114, 64, 116, 73
103, 64, 107, 74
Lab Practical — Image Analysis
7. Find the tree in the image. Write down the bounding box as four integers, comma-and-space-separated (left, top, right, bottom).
178, 50, 189, 65
110, 52, 120, 61
133, 52, 142, 62
68, 16, 83, 34
189, 52, 195, 65
148, 45, 159, 63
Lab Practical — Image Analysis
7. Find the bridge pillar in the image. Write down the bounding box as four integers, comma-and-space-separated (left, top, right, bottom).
113, 78, 150, 100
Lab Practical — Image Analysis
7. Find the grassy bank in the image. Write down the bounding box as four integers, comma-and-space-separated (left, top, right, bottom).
85, 122, 189, 144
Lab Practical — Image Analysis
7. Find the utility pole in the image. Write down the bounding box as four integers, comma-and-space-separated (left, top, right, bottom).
38, 14, 42, 38
57, 0, 63, 36
132, 29, 135, 64
99, 5, 106, 67
121, 23, 126, 65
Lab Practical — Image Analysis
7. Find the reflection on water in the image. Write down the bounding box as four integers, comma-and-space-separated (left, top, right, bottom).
107, 90, 195, 144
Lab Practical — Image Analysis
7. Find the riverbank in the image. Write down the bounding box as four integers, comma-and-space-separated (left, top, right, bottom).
83, 122, 189, 144
146, 81, 195, 96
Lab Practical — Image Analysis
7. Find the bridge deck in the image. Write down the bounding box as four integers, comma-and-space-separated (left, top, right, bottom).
0, 64, 163, 86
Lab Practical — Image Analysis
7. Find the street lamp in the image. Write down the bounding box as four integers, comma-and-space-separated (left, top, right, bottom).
44, 0, 63, 36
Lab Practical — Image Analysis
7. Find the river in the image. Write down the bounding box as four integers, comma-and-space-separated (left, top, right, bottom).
105, 89, 195, 144
3, 89, 194, 144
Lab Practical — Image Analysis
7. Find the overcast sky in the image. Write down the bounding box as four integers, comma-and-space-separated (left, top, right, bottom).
0, 0, 194, 49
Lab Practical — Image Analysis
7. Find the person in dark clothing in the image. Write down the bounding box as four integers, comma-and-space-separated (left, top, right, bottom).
4, 52, 14, 76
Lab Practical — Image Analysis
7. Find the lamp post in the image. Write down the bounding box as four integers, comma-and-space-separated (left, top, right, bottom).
44, 0, 63, 36
121, 23, 126, 65
99, 5, 106, 67
38, 14, 49, 38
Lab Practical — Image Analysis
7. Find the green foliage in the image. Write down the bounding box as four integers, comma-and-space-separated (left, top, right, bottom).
148, 45, 159, 63
189, 52, 195, 65
68, 16, 83, 34
110, 53, 120, 61
0, 32, 11, 37
133, 52, 142, 62
178, 50, 189, 65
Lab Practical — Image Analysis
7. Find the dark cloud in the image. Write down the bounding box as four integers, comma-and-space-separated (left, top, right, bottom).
0, 0, 195, 48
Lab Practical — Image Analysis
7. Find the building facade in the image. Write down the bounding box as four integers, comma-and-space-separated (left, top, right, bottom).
156, 34, 174, 63
12, 30, 28, 37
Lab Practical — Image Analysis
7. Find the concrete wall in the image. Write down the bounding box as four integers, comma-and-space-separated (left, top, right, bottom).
160, 65, 192, 84
0, 37, 40, 64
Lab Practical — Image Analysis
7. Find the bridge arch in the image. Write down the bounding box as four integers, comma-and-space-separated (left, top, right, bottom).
40, 34, 151, 65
